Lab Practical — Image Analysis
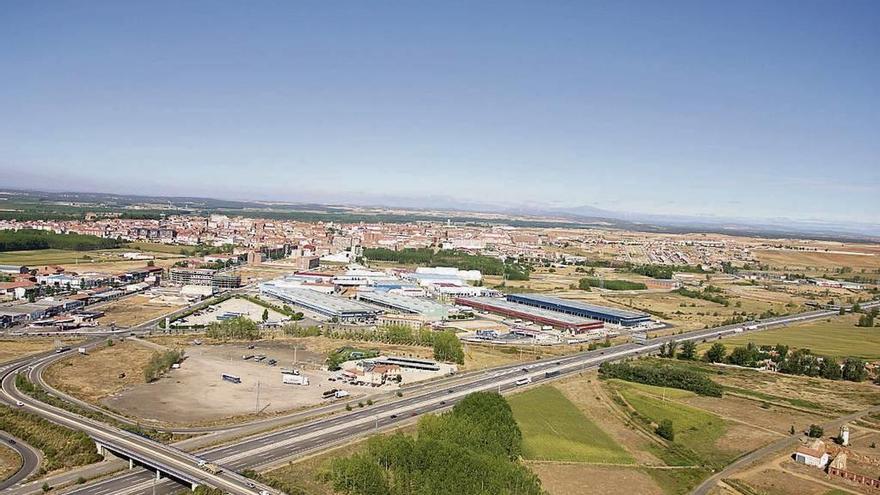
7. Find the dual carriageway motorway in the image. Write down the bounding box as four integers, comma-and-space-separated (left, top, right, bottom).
1, 300, 878, 495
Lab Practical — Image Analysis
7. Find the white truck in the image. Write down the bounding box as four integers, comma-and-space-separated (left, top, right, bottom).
282, 373, 309, 386
334, 390, 349, 398
78, 347, 88, 355
515, 377, 532, 386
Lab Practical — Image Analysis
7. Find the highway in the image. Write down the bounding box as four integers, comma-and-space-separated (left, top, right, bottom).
3, 302, 878, 495
25, 300, 875, 495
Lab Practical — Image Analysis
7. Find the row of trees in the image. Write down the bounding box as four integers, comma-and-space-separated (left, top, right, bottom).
204, 316, 261, 341
362, 247, 532, 280
0, 229, 122, 252
325, 392, 543, 495
856, 307, 878, 327
599, 361, 723, 397
578, 277, 647, 291
703, 342, 868, 382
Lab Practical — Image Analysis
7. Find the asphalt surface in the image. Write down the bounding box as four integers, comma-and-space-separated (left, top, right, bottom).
0, 432, 40, 491
3, 300, 877, 494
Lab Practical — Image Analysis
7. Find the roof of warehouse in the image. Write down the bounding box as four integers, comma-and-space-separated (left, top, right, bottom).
357, 291, 449, 315
458, 297, 602, 326
265, 286, 380, 314
507, 293, 649, 319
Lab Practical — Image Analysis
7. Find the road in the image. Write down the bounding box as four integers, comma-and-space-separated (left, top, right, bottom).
3, 300, 877, 494
0, 432, 40, 491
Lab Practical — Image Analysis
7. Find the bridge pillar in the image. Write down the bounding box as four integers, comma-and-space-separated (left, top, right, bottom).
95, 442, 105, 457
191, 482, 199, 491
156, 469, 162, 480
129, 458, 134, 469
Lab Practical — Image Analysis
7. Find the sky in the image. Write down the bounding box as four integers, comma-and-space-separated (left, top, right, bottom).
1, 1, 878, 224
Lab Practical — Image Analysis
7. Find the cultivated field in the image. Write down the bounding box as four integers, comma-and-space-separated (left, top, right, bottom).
754, 248, 880, 272
96, 295, 186, 328
697, 314, 880, 360
509, 385, 633, 464
0, 247, 183, 267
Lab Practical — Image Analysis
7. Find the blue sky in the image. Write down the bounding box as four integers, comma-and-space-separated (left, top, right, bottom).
1, 1, 878, 223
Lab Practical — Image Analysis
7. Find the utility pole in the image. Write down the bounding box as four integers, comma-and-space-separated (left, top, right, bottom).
255, 380, 261, 414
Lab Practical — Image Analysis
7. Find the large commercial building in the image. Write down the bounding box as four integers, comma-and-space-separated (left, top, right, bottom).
505, 293, 651, 327
169, 268, 241, 290
261, 285, 380, 322
357, 291, 450, 322
455, 296, 604, 333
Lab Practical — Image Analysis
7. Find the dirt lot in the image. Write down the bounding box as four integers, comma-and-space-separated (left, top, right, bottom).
0, 443, 20, 483
0, 337, 82, 363
44, 339, 158, 403
97, 295, 185, 327
528, 463, 664, 495
754, 247, 880, 273
103, 341, 341, 425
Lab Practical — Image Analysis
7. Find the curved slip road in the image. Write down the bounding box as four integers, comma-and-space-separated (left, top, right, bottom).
0, 432, 41, 491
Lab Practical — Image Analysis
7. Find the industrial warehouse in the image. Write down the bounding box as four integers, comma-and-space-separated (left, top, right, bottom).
260, 284, 381, 321
455, 296, 605, 333
357, 291, 450, 322
506, 293, 651, 327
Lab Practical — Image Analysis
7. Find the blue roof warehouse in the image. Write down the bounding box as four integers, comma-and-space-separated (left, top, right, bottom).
505, 293, 651, 327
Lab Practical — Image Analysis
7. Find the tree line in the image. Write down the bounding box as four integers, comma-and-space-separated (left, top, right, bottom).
703, 341, 869, 382
284, 323, 466, 366
362, 247, 532, 280
205, 316, 262, 341
599, 361, 723, 397
325, 392, 543, 495
579, 277, 647, 291
0, 229, 122, 252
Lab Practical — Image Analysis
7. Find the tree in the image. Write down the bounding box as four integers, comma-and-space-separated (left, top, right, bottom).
665, 340, 679, 358
853, 302, 862, 313
656, 419, 674, 441
678, 341, 697, 360
842, 358, 867, 382
705, 342, 726, 363
433, 331, 465, 364
819, 357, 841, 380
808, 424, 824, 438
789, 425, 796, 435
261, 308, 269, 322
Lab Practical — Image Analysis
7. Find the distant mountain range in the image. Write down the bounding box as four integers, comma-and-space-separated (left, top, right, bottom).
1, 188, 878, 243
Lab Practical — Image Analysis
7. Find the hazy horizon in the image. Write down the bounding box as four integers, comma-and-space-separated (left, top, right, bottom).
2, 1, 878, 223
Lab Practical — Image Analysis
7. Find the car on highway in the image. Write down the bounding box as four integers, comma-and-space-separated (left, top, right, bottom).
15, 401, 24, 407
439, 401, 446, 405
390, 414, 398, 419
246, 482, 256, 488
6, 438, 15, 445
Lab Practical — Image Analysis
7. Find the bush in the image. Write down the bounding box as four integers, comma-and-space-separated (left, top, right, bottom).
808, 424, 824, 438
656, 419, 675, 441
205, 316, 260, 341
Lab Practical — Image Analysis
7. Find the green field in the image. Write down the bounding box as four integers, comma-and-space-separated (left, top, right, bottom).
125, 242, 188, 254
508, 385, 634, 463
618, 386, 729, 464
700, 315, 880, 360
0, 249, 123, 265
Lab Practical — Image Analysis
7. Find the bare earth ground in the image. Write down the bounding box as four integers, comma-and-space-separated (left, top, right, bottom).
178, 297, 286, 327
754, 248, 880, 272
44, 339, 158, 404
0, 337, 82, 363
0, 443, 20, 483
527, 462, 664, 495
103, 341, 341, 425
97, 295, 185, 327
682, 394, 825, 437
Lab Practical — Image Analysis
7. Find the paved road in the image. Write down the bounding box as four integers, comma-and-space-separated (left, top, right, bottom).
0, 432, 40, 491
